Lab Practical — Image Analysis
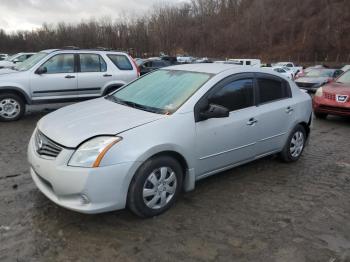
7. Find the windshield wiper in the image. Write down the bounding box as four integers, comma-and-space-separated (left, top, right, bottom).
106, 96, 163, 114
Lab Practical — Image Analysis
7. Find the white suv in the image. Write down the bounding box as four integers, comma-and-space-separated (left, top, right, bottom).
0, 48, 139, 121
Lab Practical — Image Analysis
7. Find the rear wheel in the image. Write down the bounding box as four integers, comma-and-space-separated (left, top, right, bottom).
279, 125, 306, 162
127, 156, 183, 217
0, 93, 25, 121
314, 112, 327, 119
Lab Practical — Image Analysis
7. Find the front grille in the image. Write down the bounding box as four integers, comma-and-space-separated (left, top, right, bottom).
324, 92, 336, 101
319, 105, 350, 114
35, 130, 62, 158
296, 82, 316, 88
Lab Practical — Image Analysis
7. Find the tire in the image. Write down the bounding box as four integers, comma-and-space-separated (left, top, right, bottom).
279, 124, 307, 163
314, 112, 327, 119
127, 156, 183, 218
0, 93, 25, 122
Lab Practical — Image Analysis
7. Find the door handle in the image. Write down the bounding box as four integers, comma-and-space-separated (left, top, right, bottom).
247, 118, 258, 126
103, 74, 112, 77
285, 106, 294, 114
65, 75, 75, 79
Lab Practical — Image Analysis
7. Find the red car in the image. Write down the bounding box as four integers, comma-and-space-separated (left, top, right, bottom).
313, 70, 350, 118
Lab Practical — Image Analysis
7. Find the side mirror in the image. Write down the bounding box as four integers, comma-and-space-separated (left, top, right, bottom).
199, 104, 229, 121
13, 59, 20, 63
36, 66, 47, 75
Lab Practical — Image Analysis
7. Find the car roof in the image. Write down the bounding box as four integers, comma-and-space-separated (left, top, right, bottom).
165, 63, 276, 75
40, 49, 128, 55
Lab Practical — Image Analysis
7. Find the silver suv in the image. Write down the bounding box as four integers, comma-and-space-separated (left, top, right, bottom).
0, 48, 139, 121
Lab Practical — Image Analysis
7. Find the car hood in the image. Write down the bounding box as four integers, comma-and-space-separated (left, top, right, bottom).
38, 98, 166, 148
0, 68, 18, 75
323, 82, 350, 95
296, 77, 329, 84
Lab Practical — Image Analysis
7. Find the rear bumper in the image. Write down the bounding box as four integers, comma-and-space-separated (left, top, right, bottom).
313, 97, 350, 116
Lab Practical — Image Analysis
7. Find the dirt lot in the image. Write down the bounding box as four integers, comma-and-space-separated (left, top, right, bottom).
0, 105, 350, 262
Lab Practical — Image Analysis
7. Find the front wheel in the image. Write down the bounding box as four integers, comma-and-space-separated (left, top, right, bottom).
0, 93, 25, 121
279, 125, 306, 162
127, 156, 183, 217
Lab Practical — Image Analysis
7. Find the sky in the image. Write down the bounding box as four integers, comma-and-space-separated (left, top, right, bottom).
0, 0, 186, 33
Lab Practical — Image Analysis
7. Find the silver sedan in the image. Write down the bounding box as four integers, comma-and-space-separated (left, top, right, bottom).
28, 64, 312, 217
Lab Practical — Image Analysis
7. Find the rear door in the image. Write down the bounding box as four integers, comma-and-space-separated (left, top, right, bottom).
106, 54, 137, 82
30, 53, 78, 101
254, 73, 295, 156
77, 53, 109, 98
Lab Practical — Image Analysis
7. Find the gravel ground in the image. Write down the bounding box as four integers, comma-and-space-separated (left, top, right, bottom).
0, 105, 350, 262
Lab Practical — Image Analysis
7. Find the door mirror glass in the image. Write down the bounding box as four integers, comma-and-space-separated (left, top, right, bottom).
36, 66, 47, 74
200, 104, 229, 120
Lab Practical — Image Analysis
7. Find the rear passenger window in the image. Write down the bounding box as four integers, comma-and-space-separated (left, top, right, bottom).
80, 54, 107, 72
107, 54, 133, 70
209, 78, 254, 112
257, 77, 290, 104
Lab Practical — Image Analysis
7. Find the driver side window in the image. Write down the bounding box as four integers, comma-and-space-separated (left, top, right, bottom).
208, 78, 254, 112
41, 54, 75, 74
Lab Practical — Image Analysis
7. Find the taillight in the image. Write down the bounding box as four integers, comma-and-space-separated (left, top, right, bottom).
130, 56, 140, 77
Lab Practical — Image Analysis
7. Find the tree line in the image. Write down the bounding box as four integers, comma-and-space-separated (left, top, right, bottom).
0, 0, 349, 63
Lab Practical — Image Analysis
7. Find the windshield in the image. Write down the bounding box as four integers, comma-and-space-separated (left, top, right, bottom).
305, 69, 333, 78
336, 70, 350, 84
5, 54, 16, 61
109, 70, 212, 114
15, 52, 48, 71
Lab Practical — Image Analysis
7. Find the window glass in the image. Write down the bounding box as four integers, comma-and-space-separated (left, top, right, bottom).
336, 70, 350, 84
107, 54, 133, 70
80, 54, 106, 72
15, 52, 48, 71
42, 54, 74, 73
111, 70, 211, 113
257, 77, 289, 103
16, 55, 27, 62
209, 78, 254, 111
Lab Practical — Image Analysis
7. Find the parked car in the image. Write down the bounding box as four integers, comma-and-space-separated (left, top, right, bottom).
295, 68, 344, 92
160, 56, 178, 65
177, 56, 194, 63
0, 53, 8, 61
276, 62, 303, 75
0, 48, 139, 121
0, 52, 36, 69
193, 57, 212, 63
139, 59, 171, 75
295, 65, 327, 79
313, 70, 350, 118
228, 59, 261, 67
272, 67, 294, 79
341, 65, 350, 72
28, 64, 312, 217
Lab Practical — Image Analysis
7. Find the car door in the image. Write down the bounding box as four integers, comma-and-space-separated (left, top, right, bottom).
254, 73, 295, 156
77, 53, 108, 98
30, 53, 78, 100
195, 73, 259, 177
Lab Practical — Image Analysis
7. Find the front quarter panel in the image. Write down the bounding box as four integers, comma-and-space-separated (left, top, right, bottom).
100, 112, 196, 169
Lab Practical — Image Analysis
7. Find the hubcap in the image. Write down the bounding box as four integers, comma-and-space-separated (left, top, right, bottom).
0, 98, 20, 119
143, 166, 177, 209
290, 131, 304, 158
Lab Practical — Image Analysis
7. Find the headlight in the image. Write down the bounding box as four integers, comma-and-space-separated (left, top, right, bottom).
315, 87, 323, 97
69, 136, 122, 168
